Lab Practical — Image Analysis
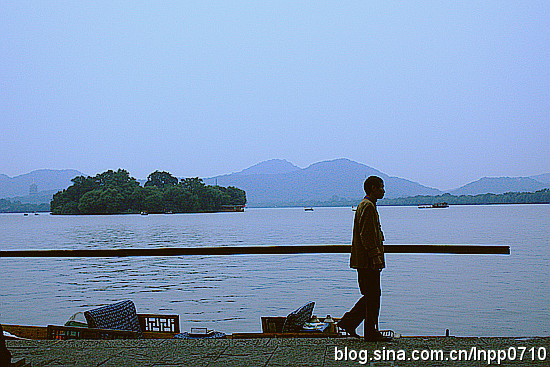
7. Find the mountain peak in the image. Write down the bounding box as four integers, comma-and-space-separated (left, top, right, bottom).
451, 176, 550, 195
237, 159, 301, 175
206, 158, 441, 205
304, 158, 386, 177
307, 158, 355, 168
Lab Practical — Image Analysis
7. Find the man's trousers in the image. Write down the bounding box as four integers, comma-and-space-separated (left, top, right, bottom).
340, 268, 381, 334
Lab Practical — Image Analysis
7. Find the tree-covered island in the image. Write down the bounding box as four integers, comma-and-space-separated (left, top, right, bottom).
50, 169, 246, 215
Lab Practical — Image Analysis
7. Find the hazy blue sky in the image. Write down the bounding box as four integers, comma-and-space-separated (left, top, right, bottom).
1, 1, 548, 190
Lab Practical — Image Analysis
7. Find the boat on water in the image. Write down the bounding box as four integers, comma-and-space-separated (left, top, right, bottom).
418, 202, 449, 209
304, 207, 314, 211
220, 205, 245, 212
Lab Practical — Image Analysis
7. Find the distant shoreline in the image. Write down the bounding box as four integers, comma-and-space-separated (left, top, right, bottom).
248, 189, 550, 208
246, 202, 550, 209
1, 201, 548, 214
2, 189, 548, 213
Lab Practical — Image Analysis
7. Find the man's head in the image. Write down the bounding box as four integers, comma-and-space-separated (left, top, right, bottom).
364, 176, 385, 200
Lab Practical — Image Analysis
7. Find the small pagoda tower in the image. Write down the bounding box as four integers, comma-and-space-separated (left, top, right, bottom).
29, 179, 38, 196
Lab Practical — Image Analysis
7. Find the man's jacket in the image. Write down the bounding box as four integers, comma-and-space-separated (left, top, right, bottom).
350, 197, 385, 269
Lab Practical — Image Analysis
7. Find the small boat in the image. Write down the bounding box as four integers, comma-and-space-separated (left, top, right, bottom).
140, 211, 148, 215
220, 205, 245, 212
418, 202, 449, 209
304, 207, 314, 211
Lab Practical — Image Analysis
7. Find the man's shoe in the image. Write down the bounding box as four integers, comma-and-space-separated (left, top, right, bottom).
336, 321, 360, 338
364, 330, 392, 342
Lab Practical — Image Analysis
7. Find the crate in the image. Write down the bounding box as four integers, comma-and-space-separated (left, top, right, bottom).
261, 317, 286, 333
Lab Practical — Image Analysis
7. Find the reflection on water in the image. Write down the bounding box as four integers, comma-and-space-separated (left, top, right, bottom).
1, 205, 549, 336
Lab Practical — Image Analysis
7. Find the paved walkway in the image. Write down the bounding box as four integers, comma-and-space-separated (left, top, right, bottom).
7, 336, 549, 366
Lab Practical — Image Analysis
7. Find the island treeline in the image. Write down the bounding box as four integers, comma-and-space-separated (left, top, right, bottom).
262, 189, 550, 208
50, 169, 246, 215
378, 189, 550, 206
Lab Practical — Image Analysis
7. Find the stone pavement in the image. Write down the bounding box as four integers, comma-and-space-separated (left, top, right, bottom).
7, 336, 549, 367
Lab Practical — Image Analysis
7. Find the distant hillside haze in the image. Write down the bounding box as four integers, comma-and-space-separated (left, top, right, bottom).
0, 169, 84, 199
235, 159, 301, 175
450, 176, 550, 196
205, 158, 550, 206
530, 173, 550, 183
1, 162, 549, 207
205, 158, 442, 206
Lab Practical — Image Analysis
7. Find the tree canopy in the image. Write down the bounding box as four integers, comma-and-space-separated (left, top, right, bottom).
50, 169, 246, 215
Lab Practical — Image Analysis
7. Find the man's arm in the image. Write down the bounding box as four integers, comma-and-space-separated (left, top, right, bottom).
359, 204, 384, 269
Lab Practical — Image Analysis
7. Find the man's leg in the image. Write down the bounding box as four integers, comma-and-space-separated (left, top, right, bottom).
357, 268, 380, 337
365, 286, 381, 334
0, 323, 12, 365
338, 269, 374, 336
339, 295, 366, 332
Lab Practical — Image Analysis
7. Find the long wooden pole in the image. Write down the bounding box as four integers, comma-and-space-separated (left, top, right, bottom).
0, 244, 510, 257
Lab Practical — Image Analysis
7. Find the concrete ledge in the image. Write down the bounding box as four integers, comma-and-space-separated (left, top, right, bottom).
7, 336, 549, 366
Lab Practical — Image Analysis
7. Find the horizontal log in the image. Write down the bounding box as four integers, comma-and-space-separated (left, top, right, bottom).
0, 244, 509, 257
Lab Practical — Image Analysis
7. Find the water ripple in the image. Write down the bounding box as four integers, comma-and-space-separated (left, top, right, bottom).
1, 206, 548, 336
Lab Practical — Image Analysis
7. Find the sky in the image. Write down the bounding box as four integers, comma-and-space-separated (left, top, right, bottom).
1, 1, 548, 191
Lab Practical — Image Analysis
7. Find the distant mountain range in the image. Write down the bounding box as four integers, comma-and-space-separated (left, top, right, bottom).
1, 161, 548, 206
204, 159, 550, 206
204, 159, 441, 206
449, 176, 550, 196
0, 169, 84, 201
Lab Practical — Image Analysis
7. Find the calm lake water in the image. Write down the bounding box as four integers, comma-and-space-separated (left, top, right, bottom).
1, 205, 548, 336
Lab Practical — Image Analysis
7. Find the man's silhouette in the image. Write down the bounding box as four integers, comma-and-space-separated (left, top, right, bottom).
338, 176, 390, 342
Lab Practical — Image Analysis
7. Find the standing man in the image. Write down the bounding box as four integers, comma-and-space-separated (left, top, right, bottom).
337, 176, 391, 342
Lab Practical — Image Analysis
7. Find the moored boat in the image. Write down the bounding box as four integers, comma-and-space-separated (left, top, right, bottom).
220, 205, 245, 212
418, 202, 449, 209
